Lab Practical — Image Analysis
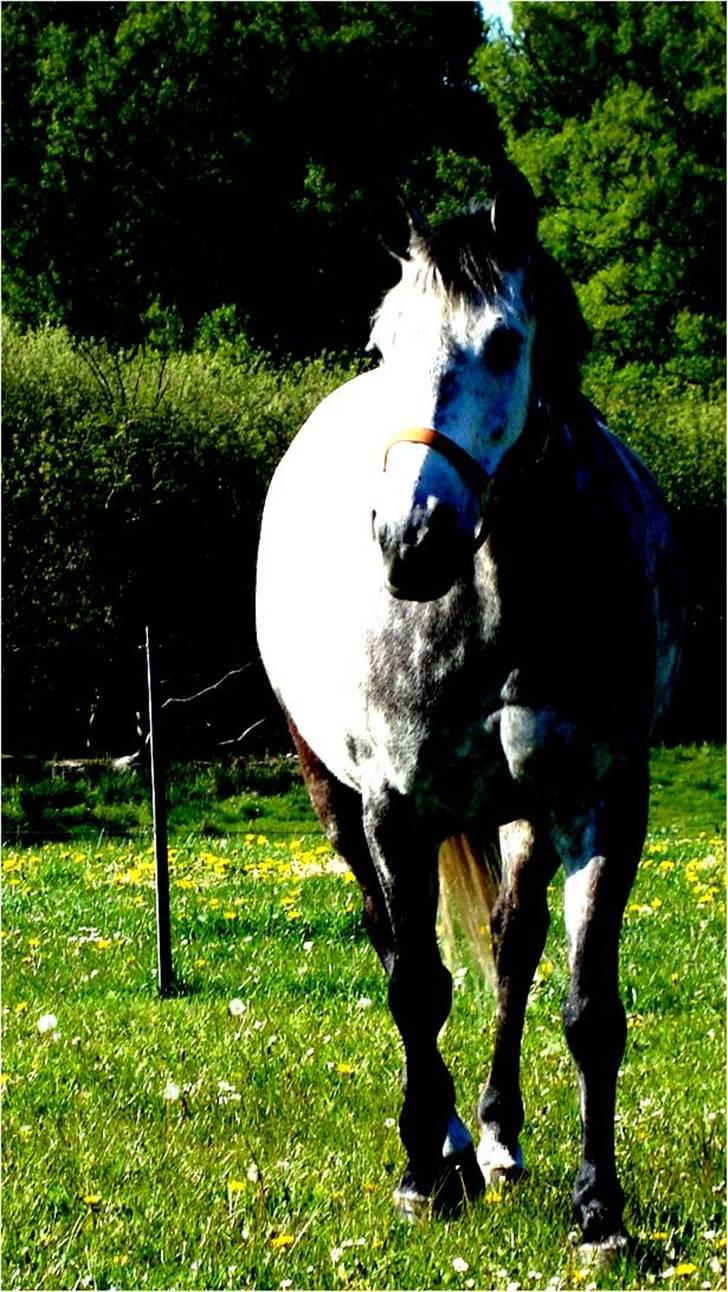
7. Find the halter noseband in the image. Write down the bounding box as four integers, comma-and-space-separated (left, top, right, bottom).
383, 427, 492, 499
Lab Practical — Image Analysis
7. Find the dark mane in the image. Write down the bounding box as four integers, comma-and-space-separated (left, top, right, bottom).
419, 206, 591, 404
419, 209, 502, 302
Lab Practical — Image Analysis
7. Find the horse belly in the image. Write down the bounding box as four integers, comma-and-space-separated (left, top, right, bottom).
256, 400, 384, 790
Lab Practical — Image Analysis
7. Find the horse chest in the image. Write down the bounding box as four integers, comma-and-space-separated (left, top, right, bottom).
360, 591, 513, 812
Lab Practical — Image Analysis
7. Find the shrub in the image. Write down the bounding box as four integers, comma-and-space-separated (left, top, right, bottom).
2, 321, 362, 753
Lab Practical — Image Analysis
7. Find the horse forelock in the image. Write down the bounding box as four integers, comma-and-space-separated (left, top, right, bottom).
416, 208, 503, 305
371, 204, 591, 409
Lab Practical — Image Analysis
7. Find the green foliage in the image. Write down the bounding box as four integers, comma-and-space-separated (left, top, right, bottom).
2, 320, 361, 752
584, 360, 725, 514
1, 747, 725, 1289
2, 1, 493, 351
1, 755, 317, 845
475, 2, 725, 384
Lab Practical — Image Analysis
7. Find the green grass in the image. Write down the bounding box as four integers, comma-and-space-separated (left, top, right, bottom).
1, 748, 725, 1290
1, 756, 315, 844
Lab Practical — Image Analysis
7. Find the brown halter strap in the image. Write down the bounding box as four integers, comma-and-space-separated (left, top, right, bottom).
383, 427, 492, 499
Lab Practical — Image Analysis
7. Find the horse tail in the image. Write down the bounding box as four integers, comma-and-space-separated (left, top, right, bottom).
438, 833, 502, 991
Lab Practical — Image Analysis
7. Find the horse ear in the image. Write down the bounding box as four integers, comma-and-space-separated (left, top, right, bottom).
490, 167, 538, 258
396, 191, 429, 259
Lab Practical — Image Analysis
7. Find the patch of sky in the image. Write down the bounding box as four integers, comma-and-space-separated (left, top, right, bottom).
480, 0, 513, 36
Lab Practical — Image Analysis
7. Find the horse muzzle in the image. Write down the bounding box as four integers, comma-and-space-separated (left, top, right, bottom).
374, 501, 473, 601
375, 427, 490, 601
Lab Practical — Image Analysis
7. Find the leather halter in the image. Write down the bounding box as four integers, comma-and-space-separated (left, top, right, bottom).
383, 427, 492, 499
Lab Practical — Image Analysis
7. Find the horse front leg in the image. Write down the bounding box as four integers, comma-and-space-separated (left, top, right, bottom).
364, 794, 484, 1217
557, 765, 648, 1250
477, 819, 558, 1182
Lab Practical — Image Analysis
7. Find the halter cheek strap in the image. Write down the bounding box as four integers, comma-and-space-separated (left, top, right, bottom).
383, 427, 492, 499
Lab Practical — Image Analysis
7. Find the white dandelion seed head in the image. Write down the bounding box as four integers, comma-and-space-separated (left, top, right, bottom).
452, 1257, 469, 1274
228, 997, 246, 1017
37, 1013, 58, 1035
163, 1080, 181, 1102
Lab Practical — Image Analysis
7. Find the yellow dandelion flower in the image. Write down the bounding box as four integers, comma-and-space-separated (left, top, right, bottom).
674, 1263, 698, 1277
228, 1179, 246, 1193
269, 1233, 295, 1249
650, 898, 663, 911
336, 1063, 355, 1075
223, 911, 237, 921
83, 1194, 102, 1208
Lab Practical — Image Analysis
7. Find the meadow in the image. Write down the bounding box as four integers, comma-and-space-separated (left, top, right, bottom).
1, 746, 725, 1291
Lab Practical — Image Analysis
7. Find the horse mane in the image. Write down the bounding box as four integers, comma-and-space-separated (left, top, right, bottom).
414, 206, 591, 408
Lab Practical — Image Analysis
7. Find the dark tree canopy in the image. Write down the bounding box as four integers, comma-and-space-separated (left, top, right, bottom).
2, 1, 502, 352
475, 2, 726, 380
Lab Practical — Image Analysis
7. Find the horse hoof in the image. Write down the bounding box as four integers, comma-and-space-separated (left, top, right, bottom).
393, 1183, 431, 1222
393, 1145, 485, 1221
433, 1144, 485, 1217
477, 1130, 525, 1185
575, 1232, 628, 1272
482, 1160, 526, 1186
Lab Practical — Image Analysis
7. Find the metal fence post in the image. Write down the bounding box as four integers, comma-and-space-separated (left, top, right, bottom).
145, 626, 173, 996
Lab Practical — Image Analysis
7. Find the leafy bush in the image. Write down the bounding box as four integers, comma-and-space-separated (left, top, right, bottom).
2, 320, 362, 753
584, 359, 725, 514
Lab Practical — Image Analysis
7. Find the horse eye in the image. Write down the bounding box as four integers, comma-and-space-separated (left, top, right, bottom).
483, 327, 523, 374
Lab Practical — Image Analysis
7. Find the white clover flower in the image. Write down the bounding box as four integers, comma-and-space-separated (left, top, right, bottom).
357, 996, 373, 1009
217, 1080, 241, 1104
163, 1080, 181, 1102
37, 1013, 58, 1035
228, 997, 246, 1018
452, 1257, 469, 1274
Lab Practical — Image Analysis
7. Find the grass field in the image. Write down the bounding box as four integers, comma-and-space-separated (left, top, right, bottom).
2, 746, 725, 1291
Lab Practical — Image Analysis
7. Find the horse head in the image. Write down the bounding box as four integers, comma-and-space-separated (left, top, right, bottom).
370, 168, 540, 601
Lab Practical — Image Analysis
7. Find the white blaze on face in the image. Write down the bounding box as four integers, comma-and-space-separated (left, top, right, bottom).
369, 256, 535, 540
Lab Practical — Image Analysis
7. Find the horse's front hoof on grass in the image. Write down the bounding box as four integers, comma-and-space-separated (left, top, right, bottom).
393, 1170, 431, 1222
477, 1129, 525, 1185
574, 1231, 629, 1273
394, 1145, 485, 1221
433, 1143, 486, 1217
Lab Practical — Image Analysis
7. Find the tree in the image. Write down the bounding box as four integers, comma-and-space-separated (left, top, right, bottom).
2, 2, 500, 352
474, 2, 725, 383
